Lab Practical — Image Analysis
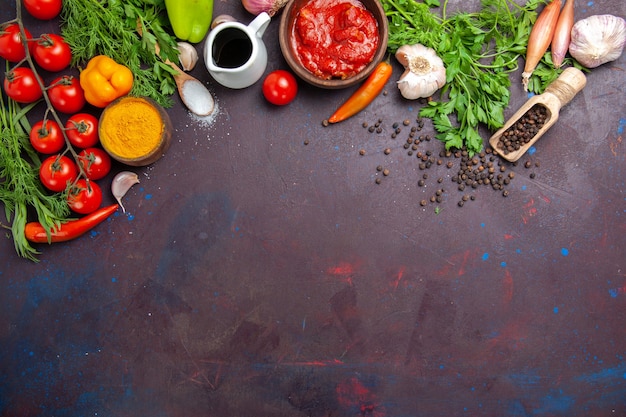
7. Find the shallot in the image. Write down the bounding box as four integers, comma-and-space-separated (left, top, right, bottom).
551, 0, 574, 68
522, 0, 561, 91
111, 171, 140, 213
241, 0, 288, 17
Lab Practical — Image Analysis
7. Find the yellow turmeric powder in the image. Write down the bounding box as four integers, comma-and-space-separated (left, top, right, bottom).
99, 97, 164, 160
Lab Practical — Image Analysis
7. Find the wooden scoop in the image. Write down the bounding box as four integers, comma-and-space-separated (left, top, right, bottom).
153, 42, 215, 117
163, 58, 215, 117
489, 67, 587, 162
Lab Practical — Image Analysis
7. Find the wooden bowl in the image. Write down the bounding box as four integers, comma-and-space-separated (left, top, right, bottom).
279, 0, 388, 89
99, 96, 172, 166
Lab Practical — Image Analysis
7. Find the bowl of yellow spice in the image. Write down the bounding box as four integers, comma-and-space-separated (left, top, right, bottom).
99, 96, 173, 166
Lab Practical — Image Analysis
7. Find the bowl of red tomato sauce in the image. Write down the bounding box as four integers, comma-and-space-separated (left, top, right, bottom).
279, 0, 388, 89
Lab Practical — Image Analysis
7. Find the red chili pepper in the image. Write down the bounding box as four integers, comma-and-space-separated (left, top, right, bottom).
25, 204, 119, 243
328, 60, 393, 124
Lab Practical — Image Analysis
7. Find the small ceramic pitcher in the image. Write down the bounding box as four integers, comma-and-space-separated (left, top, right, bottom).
204, 12, 271, 89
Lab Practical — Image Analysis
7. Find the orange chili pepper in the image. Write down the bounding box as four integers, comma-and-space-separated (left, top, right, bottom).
25, 204, 119, 243
328, 60, 393, 124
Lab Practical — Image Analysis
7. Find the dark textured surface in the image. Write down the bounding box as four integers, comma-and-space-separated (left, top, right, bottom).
1, 1, 625, 416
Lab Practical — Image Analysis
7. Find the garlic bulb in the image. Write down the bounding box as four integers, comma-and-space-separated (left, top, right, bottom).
395, 44, 446, 100
176, 42, 199, 71
569, 14, 626, 68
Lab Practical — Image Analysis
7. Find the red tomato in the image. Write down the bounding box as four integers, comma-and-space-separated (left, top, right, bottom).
65, 113, 99, 148
3, 67, 43, 103
0, 23, 33, 62
30, 119, 65, 154
262, 70, 298, 106
39, 154, 78, 192
23, 0, 63, 20
48, 75, 85, 114
32, 34, 72, 72
78, 148, 111, 181
67, 179, 103, 214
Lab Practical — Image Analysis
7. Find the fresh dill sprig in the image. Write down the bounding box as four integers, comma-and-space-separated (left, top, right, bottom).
0, 93, 69, 262
60, 0, 179, 107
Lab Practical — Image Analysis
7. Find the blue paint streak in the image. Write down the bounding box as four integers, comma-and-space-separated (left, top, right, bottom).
618, 118, 626, 134
528, 146, 536, 155
501, 261, 507, 267
553, 306, 559, 314
482, 253, 489, 261
508, 371, 542, 386
561, 248, 569, 256
609, 288, 619, 298
576, 363, 626, 384
534, 390, 575, 414
145, 194, 153, 200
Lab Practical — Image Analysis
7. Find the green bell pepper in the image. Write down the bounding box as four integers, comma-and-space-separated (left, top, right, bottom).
165, 0, 214, 44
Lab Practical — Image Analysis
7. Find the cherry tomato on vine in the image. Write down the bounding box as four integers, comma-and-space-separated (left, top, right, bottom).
67, 179, 103, 214
23, 0, 63, 20
65, 113, 99, 148
30, 119, 65, 154
39, 154, 78, 192
0, 23, 33, 62
78, 148, 111, 181
48, 75, 86, 114
262, 70, 298, 106
33, 34, 72, 72
3, 67, 43, 103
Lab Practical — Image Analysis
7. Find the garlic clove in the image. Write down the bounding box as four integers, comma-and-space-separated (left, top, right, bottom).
211, 14, 236, 30
111, 171, 140, 213
176, 42, 199, 71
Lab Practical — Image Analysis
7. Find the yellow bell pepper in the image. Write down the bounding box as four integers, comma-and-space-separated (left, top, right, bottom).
79, 55, 134, 108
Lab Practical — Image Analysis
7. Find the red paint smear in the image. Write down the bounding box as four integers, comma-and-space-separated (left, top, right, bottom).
487, 320, 528, 352
392, 266, 406, 290
504, 234, 515, 240
327, 261, 356, 276
503, 269, 514, 305
326, 261, 359, 284
523, 198, 535, 209
336, 377, 385, 416
436, 249, 475, 277
281, 359, 345, 367
521, 198, 538, 224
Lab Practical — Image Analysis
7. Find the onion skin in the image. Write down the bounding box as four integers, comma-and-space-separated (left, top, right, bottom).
522, 0, 562, 91
242, 0, 288, 17
551, 0, 574, 68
